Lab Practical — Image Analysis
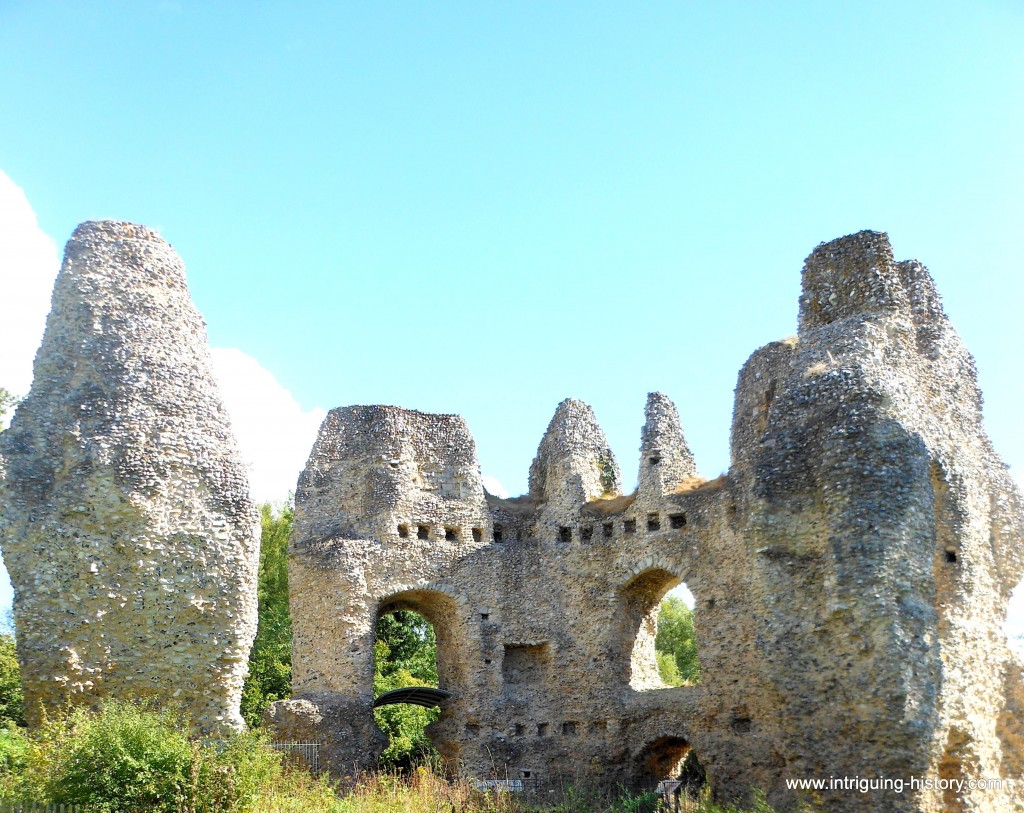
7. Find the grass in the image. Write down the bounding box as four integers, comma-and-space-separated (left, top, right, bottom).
318, 771, 781, 813
0, 700, 785, 813
582, 492, 638, 516
669, 475, 727, 495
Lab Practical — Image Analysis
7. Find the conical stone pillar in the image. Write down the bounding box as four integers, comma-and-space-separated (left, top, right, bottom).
0, 220, 260, 731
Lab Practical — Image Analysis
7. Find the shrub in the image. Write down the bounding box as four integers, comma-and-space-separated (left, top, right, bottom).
191, 729, 283, 813
36, 702, 194, 812
0, 700, 290, 812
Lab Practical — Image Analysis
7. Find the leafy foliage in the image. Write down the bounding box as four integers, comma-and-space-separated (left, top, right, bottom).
0, 635, 23, 726
655, 597, 700, 685
241, 502, 294, 728
35, 703, 195, 812
655, 651, 683, 686
373, 611, 440, 770
597, 452, 618, 495
0, 701, 781, 812
0, 724, 29, 790
0, 701, 287, 812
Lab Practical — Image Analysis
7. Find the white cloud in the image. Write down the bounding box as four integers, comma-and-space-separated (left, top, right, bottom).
210, 347, 326, 504
0, 170, 60, 408
482, 475, 509, 499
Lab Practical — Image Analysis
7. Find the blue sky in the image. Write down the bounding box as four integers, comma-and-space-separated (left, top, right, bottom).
2, 2, 1024, 622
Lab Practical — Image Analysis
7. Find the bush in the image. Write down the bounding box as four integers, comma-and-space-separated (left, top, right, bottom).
34, 702, 194, 812
192, 729, 283, 813
0, 700, 291, 812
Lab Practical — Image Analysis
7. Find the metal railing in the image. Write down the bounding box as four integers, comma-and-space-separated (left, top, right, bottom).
270, 740, 320, 773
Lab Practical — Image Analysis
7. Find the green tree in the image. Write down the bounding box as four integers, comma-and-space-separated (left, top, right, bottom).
373, 610, 439, 770
655, 597, 700, 685
0, 635, 23, 726
240, 502, 293, 728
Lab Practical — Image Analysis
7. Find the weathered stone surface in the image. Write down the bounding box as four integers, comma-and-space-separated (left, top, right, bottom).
636, 391, 697, 504
0, 220, 260, 731
274, 231, 1024, 812
529, 398, 621, 504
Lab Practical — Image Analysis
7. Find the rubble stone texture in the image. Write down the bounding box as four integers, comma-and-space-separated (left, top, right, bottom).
275, 231, 1024, 813
0, 220, 260, 731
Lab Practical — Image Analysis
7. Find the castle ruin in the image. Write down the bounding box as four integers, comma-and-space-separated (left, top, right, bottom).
269, 231, 1024, 813
1, 223, 1022, 812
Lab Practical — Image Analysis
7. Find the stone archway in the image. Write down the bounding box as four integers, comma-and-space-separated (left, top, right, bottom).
618, 567, 700, 690
374, 588, 473, 765
633, 735, 707, 796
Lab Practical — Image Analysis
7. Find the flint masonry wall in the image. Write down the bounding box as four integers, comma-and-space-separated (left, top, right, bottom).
0, 221, 261, 731
274, 231, 1024, 813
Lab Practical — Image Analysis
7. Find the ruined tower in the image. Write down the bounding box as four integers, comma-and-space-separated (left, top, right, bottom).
0, 220, 261, 731
274, 231, 1024, 813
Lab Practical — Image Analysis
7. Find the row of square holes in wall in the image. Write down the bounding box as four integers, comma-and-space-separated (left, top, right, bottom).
397, 524, 484, 542
552, 512, 688, 544
468, 716, 752, 744
465, 720, 603, 738
396, 513, 688, 544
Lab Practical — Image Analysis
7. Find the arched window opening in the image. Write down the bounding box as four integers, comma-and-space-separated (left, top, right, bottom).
621, 569, 701, 690
373, 608, 440, 771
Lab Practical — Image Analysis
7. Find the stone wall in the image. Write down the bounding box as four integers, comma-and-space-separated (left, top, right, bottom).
274, 232, 1024, 813
0, 220, 260, 731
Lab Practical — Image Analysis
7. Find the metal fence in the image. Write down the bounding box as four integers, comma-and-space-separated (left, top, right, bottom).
468, 775, 705, 810
270, 740, 320, 773
0, 804, 84, 813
